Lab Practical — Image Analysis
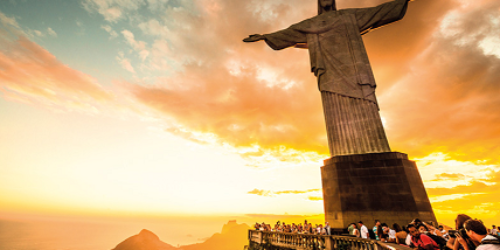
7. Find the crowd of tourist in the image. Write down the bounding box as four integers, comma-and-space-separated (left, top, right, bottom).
253, 215, 500, 250
253, 220, 332, 235
350, 215, 500, 250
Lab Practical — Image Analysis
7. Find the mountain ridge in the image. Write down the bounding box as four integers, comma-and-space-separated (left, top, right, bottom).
112, 220, 250, 250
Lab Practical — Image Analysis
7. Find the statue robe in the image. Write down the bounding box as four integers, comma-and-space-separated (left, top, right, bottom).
262, 0, 409, 156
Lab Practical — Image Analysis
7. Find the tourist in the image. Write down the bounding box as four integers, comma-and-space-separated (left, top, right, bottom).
426, 222, 444, 237
303, 223, 310, 234
438, 225, 449, 240
448, 214, 475, 250
348, 223, 355, 236
409, 224, 440, 250
491, 226, 498, 236
374, 220, 381, 240
412, 218, 423, 224
459, 219, 500, 250
405, 225, 413, 246
351, 223, 360, 238
418, 223, 447, 250
377, 224, 388, 242
418, 223, 430, 235
319, 224, 327, 235
382, 223, 396, 242
308, 223, 314, 234
393, 223, 409, 245
325, 222, 331, 235
358, 221, 370, 239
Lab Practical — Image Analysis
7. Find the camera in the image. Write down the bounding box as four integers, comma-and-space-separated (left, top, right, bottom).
458, 228, 470, 239
448, 230, 458, 237
449, 229, 470, 239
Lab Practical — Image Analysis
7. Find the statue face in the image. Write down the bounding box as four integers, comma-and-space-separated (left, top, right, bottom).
320, 0, 335, 8
318, 0, 336, 14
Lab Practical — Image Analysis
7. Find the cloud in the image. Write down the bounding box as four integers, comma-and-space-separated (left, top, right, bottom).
47, 27, 57, 37
121, 29, 149, 61
146, 0, 169, 12
275, 189, 320, 195
82, 0, 145, 22
425, 169, 500, 223
428, 170, 500, 196
101, 25, 118, 39
117, 51, 136, 73
307, 196, 322, 201
247, 189, 272, 197
433, 173, 467, 181
0, 11, 21, 30
88, 0, 488, 172
120, 1, 330, 163
379, 0, 500, 166
247, 188, 320, 197
0, 16, 112, 113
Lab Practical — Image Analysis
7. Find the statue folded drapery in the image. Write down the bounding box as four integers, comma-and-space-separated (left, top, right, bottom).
244, 0, 410, 156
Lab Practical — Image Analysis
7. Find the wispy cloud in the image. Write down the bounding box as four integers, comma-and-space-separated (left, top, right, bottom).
82, 0, 145, 22
0, 29, 112, 113
248, 188, 320, 197
47, 27, 57, 37
101, 25, 118, 39
117, 51, 136, 73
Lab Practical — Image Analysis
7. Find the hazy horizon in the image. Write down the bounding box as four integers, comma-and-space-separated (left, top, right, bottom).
0, 213, 324, 249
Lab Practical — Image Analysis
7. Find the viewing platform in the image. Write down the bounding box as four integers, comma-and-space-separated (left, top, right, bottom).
247, 230, 412, 250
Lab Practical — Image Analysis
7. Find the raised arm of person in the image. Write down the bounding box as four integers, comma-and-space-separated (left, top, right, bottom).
456, 234, 470, 250
446, 237, 456, 250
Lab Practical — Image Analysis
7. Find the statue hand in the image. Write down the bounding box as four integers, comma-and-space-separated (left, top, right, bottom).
243, 34, 265, 42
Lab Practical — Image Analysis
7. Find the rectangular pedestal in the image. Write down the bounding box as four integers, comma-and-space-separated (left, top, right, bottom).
321, 152, 437, 228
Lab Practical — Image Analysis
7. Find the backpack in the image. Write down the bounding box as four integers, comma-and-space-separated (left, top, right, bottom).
481, 235, 500, 245
427, 234, 447, 250
368, 229, 376, 240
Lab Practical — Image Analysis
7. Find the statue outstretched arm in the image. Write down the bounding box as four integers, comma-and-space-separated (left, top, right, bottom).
351, 0, 410, 35
243, 25, 307, 50
243, 34, 265, 43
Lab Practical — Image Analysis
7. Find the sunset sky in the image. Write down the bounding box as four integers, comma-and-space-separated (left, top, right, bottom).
1, 0, 500, 229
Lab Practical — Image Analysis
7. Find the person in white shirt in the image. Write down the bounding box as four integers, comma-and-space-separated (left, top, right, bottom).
382, 223, 397, 242
358, 221, 370, 239
325, 222, 331, 235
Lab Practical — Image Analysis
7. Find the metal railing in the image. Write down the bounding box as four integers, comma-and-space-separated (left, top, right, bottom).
248, 230, 412, 250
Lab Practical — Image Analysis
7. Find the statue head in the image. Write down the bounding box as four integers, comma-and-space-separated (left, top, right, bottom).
318, 0, 336, 14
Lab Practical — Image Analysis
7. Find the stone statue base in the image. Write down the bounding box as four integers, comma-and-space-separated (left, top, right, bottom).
321, 152, 437, 228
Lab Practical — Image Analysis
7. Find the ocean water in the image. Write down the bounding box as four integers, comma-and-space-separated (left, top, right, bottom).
0, 217, 226, 250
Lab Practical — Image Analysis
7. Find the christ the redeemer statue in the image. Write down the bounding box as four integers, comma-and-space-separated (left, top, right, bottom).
244, 0, 410, 156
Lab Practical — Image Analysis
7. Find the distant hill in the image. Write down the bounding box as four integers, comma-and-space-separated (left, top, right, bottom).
112, 221, 250, 250
112, 229, 177, 250
178, 220, 250, 250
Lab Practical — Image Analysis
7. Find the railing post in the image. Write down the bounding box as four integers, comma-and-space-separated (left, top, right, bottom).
324, 236, 332, 250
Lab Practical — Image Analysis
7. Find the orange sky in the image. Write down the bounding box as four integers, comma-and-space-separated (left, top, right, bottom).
1, 0, 499, 229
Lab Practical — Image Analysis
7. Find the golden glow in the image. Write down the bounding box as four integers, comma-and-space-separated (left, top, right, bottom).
1, 0, 499, 235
